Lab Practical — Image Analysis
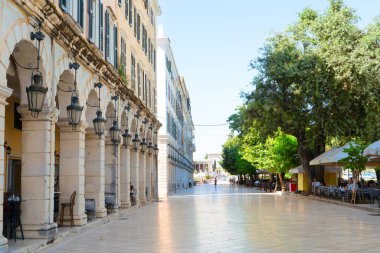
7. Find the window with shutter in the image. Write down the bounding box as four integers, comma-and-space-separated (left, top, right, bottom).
137, 14, 141, 43
105, 11, 110, 59
148, 79, 151, 108
142, 70, 145, 102
77, 0, 84, 28
88, 0, 94, 40
59, 0, 68, 12
148, 38, 151, 62
99, 2, 103, 51
150, 43, 153, 64
125, 0, 128, 19
150, 8, 154, 25
134, 7, 137, 37
114, 26, 118, 68
131, 54, 136, 91
141, 24, 145, 52
137, 64, 141, 97
121, 38, 126, 76
129, 0, 133, 26
153, 50, 156, 72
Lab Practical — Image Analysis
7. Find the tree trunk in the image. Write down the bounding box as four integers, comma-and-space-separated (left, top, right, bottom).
278, 172, 284, 191
297, 131, 315, 195
314, 133, 326, 183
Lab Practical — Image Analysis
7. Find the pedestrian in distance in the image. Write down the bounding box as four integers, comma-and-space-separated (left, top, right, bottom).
214, 177, 217, 187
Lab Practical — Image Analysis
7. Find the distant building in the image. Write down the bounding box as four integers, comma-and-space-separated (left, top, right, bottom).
194, 153, 223, 173
156, 26, 196, 198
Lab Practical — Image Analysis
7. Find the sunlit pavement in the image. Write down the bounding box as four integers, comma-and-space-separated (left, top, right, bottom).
41, 184, 380, 253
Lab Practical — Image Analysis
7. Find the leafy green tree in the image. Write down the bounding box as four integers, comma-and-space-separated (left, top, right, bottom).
220, 136, 256, 180
339, 142, 368, 181
230, 0, 380, 190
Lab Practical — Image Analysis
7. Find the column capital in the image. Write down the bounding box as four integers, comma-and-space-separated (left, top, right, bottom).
57, 120, 88, 132
18, 104, 59, 122
0, 86, 13, 106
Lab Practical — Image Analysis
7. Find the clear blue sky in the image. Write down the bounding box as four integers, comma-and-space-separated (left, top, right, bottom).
157, 0, 380, 161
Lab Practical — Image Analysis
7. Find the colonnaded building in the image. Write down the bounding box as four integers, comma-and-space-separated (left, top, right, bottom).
156, 26, 196, 199
0, 0, 167, 244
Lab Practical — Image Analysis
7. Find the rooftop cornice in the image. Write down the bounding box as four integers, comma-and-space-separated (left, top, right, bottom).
15, 0, 161, 128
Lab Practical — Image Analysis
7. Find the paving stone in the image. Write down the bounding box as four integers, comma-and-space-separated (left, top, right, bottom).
39, 184, 380, 253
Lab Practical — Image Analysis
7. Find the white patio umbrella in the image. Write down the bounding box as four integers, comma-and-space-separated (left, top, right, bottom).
363, 140, 380, 157
309, 146, 344, 166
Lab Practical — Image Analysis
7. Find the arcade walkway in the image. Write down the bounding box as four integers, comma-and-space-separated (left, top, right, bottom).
40, 184, 380, 253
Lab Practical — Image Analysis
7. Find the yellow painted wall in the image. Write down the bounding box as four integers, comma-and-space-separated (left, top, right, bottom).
4, 96, 22, 158
324, 172, 338, 186
4, 96, 22, 191
297, 173, 309, 191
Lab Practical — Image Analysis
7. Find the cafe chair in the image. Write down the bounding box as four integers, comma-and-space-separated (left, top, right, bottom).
59, 191, 76, 227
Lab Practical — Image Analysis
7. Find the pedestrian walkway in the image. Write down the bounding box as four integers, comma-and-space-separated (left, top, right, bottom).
9, 185, 380, 252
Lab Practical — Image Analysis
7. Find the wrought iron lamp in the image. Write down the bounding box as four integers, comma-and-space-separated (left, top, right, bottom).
147, 142, 153, 155
27, 23, 48, 117
153, 144, 159, 156
122, 103, 132, 148
66, 62, 83, 129
140, 138, 147, 153
92, 82, 107, 138
109, 96, 121, 144
132, 133, 140, 151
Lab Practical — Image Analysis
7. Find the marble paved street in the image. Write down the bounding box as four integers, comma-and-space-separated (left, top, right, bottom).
42, 185, 380, 253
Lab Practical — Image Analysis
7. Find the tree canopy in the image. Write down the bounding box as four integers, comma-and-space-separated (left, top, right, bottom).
223, 0, 380, 188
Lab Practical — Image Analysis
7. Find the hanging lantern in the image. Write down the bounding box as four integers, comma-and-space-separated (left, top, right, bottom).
122, 130, 132, 148
67, 95, 83, 129
140, 138, 147, 153
93, 109, 106, 137
147, 142, 153, 155
153, 144, 159, 156
132, 133, 140, 151
27, 70, 48, 117
27, 26, 47, 118
109, 120, 121, 144
66, 62, 83, 129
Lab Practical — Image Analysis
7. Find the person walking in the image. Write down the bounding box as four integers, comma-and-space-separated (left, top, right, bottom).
214, 177, 217, 187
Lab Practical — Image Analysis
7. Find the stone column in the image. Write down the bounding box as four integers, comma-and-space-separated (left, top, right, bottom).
0, 85, 12, 245
145, 154, 152, 201
153, 154, 159, 201
18, 105, 58, 238
104, 139, 120, 210
139, 152, 147, 204
58, 121, 87, 226
85, 131, 107, 218
157, 143, 168, 199
120, 146, 131, 208
130, 148, 139, 206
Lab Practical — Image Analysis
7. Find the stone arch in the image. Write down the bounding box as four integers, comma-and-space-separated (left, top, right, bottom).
105, 101, 115, 133
7, 40, 46, 105
51, 52, 72, 104
56, 70, 75, 120
85, 89, 100, 129
0, 19, 56, 108
130, 118, 137, 134
120, 111, 127, 132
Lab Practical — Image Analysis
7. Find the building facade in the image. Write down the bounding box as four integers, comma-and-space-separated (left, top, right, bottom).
194, 154, 222, 173
156, 26, 195, 198
0, 0, 161, 244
